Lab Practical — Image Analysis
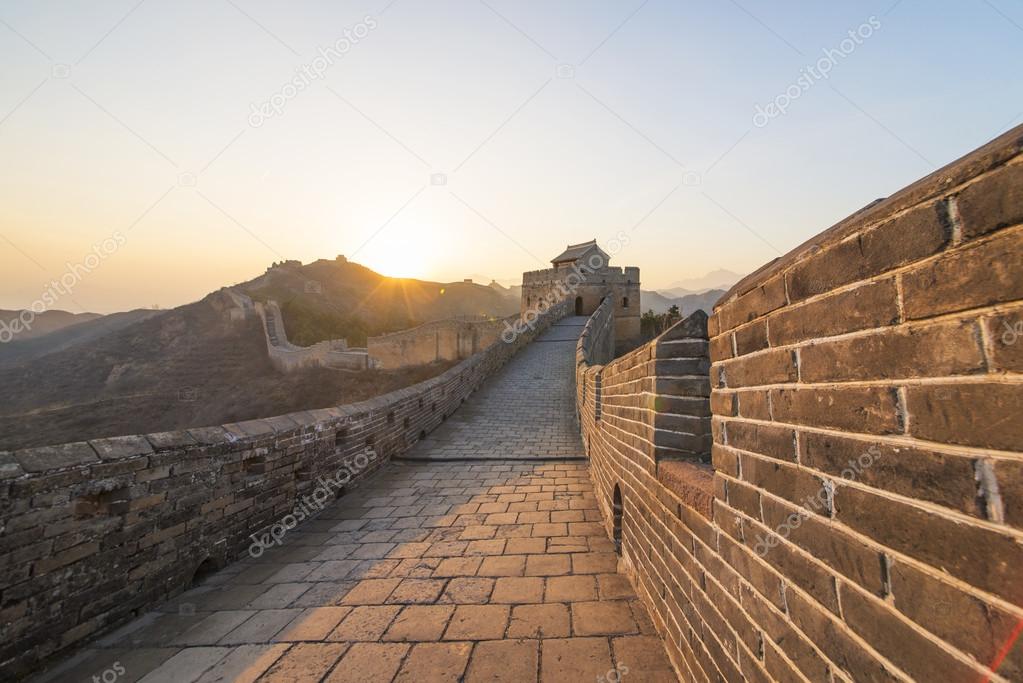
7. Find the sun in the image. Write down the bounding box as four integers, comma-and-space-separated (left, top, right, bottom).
361, 239, 434, 280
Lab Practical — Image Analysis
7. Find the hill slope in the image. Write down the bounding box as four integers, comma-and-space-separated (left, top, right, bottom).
0, 258, 518, 450
239, 257, 520, 345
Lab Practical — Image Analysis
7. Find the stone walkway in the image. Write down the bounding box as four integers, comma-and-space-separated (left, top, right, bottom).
406, 317, 588, 460
37, 462, 677, 682
32, 316, 678, 682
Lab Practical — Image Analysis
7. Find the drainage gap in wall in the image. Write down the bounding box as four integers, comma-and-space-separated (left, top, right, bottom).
190, 557, 219, 587
387, 411, 395, 424
335, 427, 348, 448
403, 417, 410, 428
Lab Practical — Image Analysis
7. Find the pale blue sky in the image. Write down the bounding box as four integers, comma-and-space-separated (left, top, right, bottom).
1, 0, 1021, 312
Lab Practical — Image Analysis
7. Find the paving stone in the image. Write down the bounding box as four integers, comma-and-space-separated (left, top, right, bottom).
540, 637, 613, 682
325, 643, 409, 682
438, 577, 494, 604
505, 538, 547, 555
327, 606, 401, 641
246, 583, 310, 609
394, 642, 473, 682
137, 646, 231, 683
597, 573, 637, 600
194, 643, 289, 683
572, 601, 639, 636
545, 575, 598, 602
612, 635, 678, 682
432, 557, 483, 577
464, 639, 539, 683
340, 579, 401, 605
382, 605, 455, 642
386, 578, 446, 604
174, 612, 254, 646
443, 605, 510, 640
258, 643, 348, 683
219, 609, 301, 645
524, 553, 571, 576
276, 607, 351, 641
477, 555, 526, 577
572, 552, 620, 575
490, 577, 544, 604
507, 603, 570, 638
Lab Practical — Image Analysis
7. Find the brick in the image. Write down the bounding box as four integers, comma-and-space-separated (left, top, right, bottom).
89, 435, 154, 460
260, 642, 348, 682
799, 432, 979, 517
770, 387, 902, 435
710, 391, 736, 416
889, 559, 1023, 679
996, 458, 1023, 528
716, 275, 787, 333
724, 421, 796, 461
760, 496, 885, 595
800, 319, 986, 382
902, 227, 1023, 319
720, 349, 797, 387
786, 589, 902, 682
709, 333, 734, 362
906, 383, 1023, 451
768, 278, 900, 346
786, 201, 950, 303
735, 389, 770, 421
840, 583, 986, 682
14, 442, 97, 473
738, 583, 830, 682
835, 484, 1023, 604
957, 161, 1023, 239
734, 319, 768, 355
984, 310, 1023, 372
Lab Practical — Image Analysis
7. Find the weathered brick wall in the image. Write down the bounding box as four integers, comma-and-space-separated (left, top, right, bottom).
0, 300, 569, 677
366, 315, 516, 370
579, 124, 1023, 682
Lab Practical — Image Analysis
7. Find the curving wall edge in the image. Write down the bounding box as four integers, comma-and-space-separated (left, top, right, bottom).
0, 299, 570, 677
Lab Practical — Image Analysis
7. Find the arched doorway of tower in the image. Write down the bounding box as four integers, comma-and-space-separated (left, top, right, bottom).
575, 296, 584, 315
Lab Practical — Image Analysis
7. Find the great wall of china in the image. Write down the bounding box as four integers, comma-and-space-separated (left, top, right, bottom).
1, 125, 1020, 681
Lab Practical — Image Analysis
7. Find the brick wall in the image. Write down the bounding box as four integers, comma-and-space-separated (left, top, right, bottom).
579, 125, 1023, 682
0, 300, 569, 677
366, 315, 516, 369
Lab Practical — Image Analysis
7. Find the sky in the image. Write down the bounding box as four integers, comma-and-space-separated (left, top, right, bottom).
1, 0, 1021, 313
